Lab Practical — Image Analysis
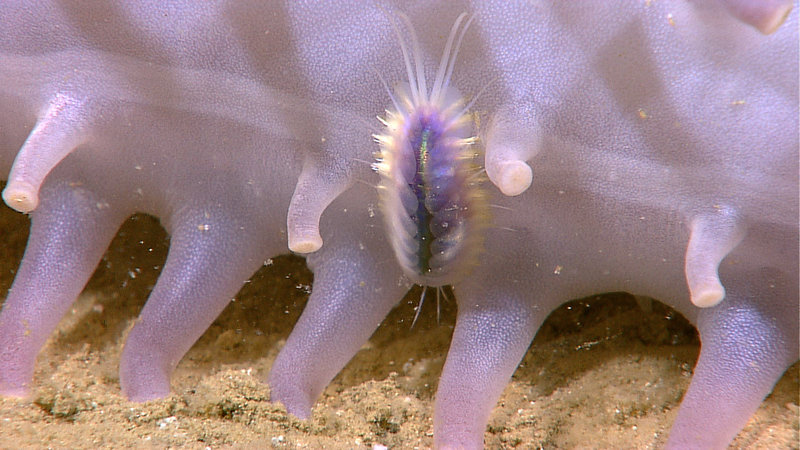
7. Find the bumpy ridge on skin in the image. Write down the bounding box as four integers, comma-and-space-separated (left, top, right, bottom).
684, 206, 745, 307
2, 93, 88, 213
487, 157, 532, 196
483, 110, 539, 197
718, 0, 793, 34
287, 158, 351, 254
374, 13, 488, 287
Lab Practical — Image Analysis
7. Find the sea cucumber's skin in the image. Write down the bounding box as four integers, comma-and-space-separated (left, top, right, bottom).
0, 1, 797, 449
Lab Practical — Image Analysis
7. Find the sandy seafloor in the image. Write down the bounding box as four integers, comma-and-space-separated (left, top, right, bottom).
0, 205, 796, 449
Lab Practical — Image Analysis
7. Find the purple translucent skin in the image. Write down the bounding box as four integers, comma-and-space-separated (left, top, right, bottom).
0, 1, 797, 449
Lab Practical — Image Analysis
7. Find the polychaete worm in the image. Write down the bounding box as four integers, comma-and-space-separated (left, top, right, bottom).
373, 12, 489, 291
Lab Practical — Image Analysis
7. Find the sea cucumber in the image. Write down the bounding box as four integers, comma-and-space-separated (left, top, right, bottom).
0, 2, 797, 448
